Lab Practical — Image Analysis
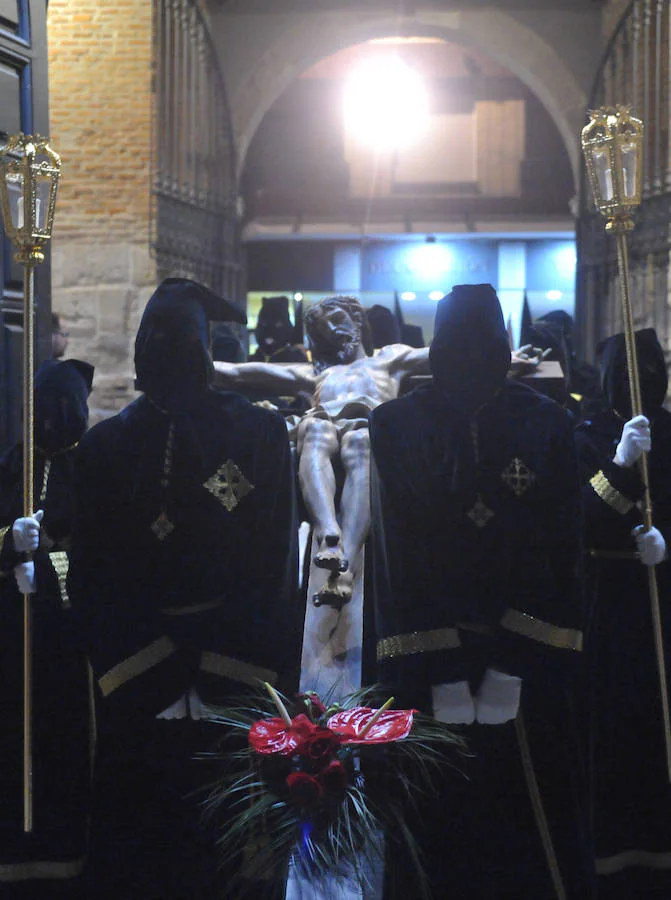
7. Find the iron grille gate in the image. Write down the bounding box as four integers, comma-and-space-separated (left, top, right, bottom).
151, 0, 243, 305
577, 0, 671, 363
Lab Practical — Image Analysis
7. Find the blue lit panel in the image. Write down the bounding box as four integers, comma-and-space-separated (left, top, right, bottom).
361, 240, 499, 293
525, 240, 577, 294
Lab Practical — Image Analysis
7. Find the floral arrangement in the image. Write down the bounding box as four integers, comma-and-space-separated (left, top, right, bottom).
205, 683, 463, 898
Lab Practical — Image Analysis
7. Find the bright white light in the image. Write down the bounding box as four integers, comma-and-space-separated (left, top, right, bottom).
406, 243, 453, 279
401, 291, 416, 301
554, 245, 577, 278
293, 292, 304, 302
429, 290, 444, 302
344, 56, 429, 150
546, 290, 563, 301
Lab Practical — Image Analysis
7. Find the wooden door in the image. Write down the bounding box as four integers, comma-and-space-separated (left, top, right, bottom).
0, 0, 50, 453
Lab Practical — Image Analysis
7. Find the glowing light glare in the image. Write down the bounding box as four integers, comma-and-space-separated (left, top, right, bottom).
294, 292, 304, 301
546, 290, 563, 301
400, 291, 416, 301
554, 245, 577, 277
406, 243, 453, 279
344, 56, 429, 149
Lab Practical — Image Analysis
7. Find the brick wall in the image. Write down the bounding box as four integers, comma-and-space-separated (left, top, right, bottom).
47, 0, 157, 419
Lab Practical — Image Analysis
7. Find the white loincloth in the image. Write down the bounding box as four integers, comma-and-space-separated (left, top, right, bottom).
288, 395, 378, 446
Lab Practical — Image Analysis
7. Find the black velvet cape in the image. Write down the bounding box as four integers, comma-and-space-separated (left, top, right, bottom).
369, 379, 592, 899
575, 330, 671, 896
68, 389, 300, 718
0, 362, 92, 893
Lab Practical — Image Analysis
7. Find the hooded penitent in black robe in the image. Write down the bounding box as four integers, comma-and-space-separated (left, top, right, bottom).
0, 358, 94, 899
68, 279, 299, 900
575, 328, 671, 898
369, 284, 592, 899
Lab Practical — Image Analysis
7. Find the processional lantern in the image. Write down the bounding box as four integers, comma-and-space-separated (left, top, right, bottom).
0, 133, 60, 261
581, 105, 643, 231
0, 133, 61, 832
581, 106, 671, 782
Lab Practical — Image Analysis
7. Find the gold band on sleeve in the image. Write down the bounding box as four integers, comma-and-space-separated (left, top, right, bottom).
0, 857, 85, 882
200, 651, 278, 687
160, 598, 222, 616
590, 470, 635, 515
49, 551, 70, 607
98, 636, 176, 697
501, 609, 583, 651
589, 548, 638, 560
596, 850, 671, 876
377, 626, 461, 662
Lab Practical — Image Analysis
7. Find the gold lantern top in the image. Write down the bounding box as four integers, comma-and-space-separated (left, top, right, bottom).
581, 105, 643, 233
0, 133, 61, 264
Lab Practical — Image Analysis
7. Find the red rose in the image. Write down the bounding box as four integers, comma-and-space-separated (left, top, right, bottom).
318, 759, 348, 796
290, 713, 317, 740
286, 771, 323, 808
296, 727, 342, 766
296, 691, 327, 720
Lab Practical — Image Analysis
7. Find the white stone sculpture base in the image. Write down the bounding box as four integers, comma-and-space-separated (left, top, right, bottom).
286, 530, 383, 900
299, 531, 364, 700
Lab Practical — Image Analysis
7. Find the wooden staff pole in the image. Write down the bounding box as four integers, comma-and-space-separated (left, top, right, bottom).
22, 259, 35, 832
614, 227, 671, 782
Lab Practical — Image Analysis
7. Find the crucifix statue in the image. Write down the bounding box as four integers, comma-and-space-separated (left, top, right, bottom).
213, 295, 430, 607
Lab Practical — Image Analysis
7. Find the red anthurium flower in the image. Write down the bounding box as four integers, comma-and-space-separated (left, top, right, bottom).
249, 713, 316, 756
286, 771, 323, 808
327, 707, 415, 744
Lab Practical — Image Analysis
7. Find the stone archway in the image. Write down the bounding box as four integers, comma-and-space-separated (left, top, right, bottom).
225, 7, 589, 190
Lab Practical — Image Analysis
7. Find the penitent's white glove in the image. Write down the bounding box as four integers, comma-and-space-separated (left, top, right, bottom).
475, 668, 522, 725
431, 681, 475, 725
14, 561, 36, 594
614, 416, 651, 467
12, 510, 44, 553
633, 525, 667, 566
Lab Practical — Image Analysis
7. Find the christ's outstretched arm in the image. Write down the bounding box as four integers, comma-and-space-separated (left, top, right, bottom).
212, 360, 316, 397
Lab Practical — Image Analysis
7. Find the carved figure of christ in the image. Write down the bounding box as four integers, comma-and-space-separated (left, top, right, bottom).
213, 296, 430, 606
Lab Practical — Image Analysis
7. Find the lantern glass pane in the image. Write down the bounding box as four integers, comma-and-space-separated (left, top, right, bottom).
6, 171, 23, 229
35, 174, 51, 231
621, 142, 638, 199
593, 147, 614, 202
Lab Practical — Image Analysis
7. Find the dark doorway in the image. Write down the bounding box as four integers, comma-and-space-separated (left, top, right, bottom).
0, 0, 50, 453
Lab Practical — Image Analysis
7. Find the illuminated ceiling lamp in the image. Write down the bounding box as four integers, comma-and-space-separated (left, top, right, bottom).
344, 55, 429, 150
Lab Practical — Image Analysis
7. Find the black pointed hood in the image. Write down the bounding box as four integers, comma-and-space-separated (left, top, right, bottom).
134, 278, 245, 412
255, 295, 294, 356
599, 328, 668, 419
211, 322, 245, 364
34, 358, 94, 455
520, 319, 569, 402
429, 284, 511, 415
367, 304, 400, 349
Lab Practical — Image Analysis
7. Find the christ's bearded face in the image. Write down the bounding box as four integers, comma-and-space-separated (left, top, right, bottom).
311, 305, 361, 364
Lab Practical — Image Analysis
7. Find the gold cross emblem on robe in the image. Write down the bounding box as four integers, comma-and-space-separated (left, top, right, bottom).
466, 495, 495, 528
151, 511, 175, 540
203, 459, 254, 512
501, 458, 535, 497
